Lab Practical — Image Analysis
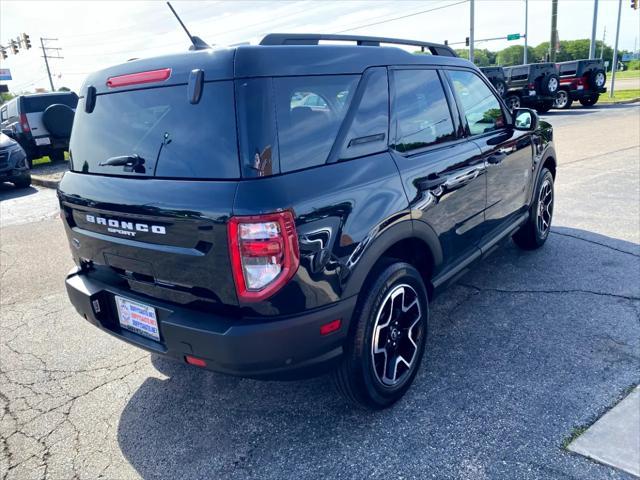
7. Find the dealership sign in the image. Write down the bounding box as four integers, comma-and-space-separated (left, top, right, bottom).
0, 69, 11, 81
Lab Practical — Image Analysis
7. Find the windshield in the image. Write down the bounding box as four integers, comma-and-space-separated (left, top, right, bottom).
69, 82, 239, 179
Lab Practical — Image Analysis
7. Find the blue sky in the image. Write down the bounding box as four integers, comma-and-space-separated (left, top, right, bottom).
1, 0, 639, 92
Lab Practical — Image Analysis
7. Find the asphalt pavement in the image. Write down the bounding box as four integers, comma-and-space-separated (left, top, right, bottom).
1, 104, 639, 480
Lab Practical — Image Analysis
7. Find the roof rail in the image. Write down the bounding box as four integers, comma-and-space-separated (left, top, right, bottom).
259, 33, 458, 57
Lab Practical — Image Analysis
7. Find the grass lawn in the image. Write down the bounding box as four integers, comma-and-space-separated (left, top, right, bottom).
613, 69, 640, 79
32, 151, 70, 166
597, 89, 640, 104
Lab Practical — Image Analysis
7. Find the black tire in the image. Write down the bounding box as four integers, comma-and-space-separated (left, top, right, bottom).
493, 79, 507, 97
536, 101, 555, 114
589, 69, 606, 90
513, 168, 554, 250
579, 95, 599, 107
540, 73, 560, 96
42, 104, 75, 139
332, 261, 429, 409
26, 157, 33, 169
553, 90, 573, 109
49, 149, 65, 163
12, 173, 31, 189
505, 94, 521, 110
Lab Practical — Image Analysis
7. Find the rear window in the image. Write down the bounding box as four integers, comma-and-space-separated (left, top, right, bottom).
22, 94, 78, 112
70, 82, 239, 179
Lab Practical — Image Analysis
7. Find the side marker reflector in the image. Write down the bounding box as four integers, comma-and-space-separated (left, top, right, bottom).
185, 355, 207, 368
320, 319, 342, 336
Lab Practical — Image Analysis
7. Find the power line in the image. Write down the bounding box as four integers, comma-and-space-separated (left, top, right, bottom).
334, 0, 468, 34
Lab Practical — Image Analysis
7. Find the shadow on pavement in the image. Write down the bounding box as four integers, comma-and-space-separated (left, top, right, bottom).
0, 183, 38, 201
117, 227, 639, 479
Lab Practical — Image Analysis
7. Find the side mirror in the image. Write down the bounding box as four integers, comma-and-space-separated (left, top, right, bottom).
1, 128, 15, 139
513, 108, 538, 131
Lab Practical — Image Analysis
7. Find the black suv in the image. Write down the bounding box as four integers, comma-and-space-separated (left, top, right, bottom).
554, 59, 607, 109
0, 132, 31, 188
479, 66, 507, 97
0, 92, 78, 167
59, 34, 556, 409
503, 63, 560, 113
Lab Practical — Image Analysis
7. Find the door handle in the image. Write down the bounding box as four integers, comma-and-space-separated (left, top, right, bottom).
487, 152, 507, 165
417, 176, 446, 191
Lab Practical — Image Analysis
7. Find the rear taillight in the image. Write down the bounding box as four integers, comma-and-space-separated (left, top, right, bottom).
527, 83, 536, 90
19, 113, 30, 133
228, 211, 300, 302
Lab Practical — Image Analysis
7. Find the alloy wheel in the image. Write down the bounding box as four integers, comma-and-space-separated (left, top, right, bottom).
595, 72, 605, 88
554, 91, 568, 108
548, 77, 558, 93
371, 284, 423, 387
537, 178, 554, 237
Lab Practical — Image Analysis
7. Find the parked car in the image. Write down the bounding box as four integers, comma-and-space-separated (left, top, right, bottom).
503, 63, 560, 113
0, 92, 78, 167
0, 131, 31, 188
59, 33, 556, 409
553, 59, 607, 109
479, 66, 507, 97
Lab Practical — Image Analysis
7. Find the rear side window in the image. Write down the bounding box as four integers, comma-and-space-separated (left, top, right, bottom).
70, 82, 239, 178
22, 94, 78, 112
391, 69, 456, 153
448, 70, 505, 136
274, 75, 359, 173
559, 63, 578, 76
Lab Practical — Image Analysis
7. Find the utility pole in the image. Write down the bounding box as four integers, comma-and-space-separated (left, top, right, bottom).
549, 0, 558, 62
40, 37, 63, 92
600, 26, 606, 60
524, 0, 529, 63
469, 0, 475, 63
609, 0, 622, 98
589, 0, 598, 59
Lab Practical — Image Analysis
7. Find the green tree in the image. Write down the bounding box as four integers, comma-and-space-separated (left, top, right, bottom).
57, 86, 71, 92
0, 92, 15, 104
455, 48, 496, 66
495, 45, 535, 66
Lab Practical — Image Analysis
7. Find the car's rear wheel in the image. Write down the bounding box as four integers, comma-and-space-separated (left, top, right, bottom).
332, 261, 428, 409
553, 90, 573, 109
536, 101, 555, 114
49, 149, 65, 163
513, 168, 554, 250
540, 73, 560, 96
505, 94, 520, 110
579, 95, 599, 107
12, 173, 31, 189
589, 69, 606, 90
493, 79, 507, 97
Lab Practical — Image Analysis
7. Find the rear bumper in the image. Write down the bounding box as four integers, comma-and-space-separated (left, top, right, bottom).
567, 87, 606, 100
65, 268, 356, 380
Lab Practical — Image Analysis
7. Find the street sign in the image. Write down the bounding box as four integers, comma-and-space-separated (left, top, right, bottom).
0, 68, 12, 81
507, 33, 521, 41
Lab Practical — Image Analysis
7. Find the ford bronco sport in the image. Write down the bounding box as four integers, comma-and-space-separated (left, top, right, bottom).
59, 33, 557, 409
503, 63, 560, 113
553, 59, 607, 109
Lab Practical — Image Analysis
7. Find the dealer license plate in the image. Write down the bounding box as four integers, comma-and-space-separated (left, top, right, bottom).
115, 296, 160, 341
34, 137, 51, 146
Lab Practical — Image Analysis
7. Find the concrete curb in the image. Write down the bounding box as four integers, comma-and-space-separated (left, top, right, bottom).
31, 176, 61, 189
597, 98, 640, 106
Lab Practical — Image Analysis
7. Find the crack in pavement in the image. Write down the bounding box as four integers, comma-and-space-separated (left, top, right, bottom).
458, 283, 640, 303
550, 230, 640, 258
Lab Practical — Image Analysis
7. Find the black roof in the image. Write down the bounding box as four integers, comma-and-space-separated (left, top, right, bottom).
82, 33, 473, 96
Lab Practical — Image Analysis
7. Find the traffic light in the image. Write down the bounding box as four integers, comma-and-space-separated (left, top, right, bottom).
9, 40, 18, 55
632, 0, 639, 9
22, 33, 31, 49
465, 37, 470, 47
0, 47, 6, 60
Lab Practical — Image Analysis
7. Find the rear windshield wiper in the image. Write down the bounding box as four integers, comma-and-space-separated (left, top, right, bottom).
99, 154, 146, 173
